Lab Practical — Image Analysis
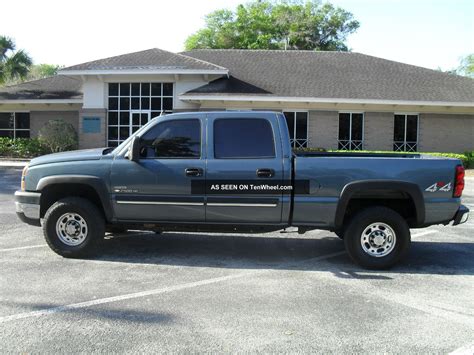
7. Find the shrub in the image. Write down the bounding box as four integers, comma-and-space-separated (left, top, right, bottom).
0, 137, 48, 158
38, 119, 78, 153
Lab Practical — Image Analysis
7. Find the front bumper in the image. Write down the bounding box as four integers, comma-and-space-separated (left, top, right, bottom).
14, 191, 41, 226
452, 205, 469, 226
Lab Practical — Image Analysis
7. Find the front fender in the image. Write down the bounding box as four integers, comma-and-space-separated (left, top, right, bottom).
36, 175, 113, 221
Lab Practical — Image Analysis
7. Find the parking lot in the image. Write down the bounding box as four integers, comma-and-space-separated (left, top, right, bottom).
1, 167, 473, 353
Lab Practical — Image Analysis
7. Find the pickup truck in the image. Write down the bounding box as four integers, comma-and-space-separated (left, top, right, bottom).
15, 111, 469, 269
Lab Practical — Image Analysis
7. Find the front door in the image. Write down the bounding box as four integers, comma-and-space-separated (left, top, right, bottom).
110, 114, 206, 223
130, 111, 151, 136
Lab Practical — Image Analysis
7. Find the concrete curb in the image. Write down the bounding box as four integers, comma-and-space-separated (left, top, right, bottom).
0, 161, 29, 168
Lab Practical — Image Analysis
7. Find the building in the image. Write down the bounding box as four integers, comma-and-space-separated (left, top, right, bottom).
0, 48, 473, 152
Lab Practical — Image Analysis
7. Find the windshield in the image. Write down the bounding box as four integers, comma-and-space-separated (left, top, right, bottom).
110, 115, 162, 156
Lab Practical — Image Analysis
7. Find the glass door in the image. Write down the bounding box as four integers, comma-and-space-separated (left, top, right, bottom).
130, 111, 151, 136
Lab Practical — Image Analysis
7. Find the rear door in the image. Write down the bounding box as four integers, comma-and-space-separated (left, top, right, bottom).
205, 112, 284, 224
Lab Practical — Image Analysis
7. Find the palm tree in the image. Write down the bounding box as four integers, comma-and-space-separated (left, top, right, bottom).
0, 36, 32, 85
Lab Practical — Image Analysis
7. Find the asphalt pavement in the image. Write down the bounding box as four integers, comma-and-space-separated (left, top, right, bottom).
0, 167, 473, 353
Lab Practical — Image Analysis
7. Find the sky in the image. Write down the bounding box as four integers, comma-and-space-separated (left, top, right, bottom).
1, 0, 473, 71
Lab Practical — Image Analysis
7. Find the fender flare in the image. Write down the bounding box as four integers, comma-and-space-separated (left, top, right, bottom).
36, 175, 113, 222
334, 180, 425, 229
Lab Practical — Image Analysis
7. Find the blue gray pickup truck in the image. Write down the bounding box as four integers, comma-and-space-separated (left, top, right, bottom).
15, 111, 469, 269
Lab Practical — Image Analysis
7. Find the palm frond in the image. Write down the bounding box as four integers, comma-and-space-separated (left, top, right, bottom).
4, 49, 33, 81
0, 36, 15, 60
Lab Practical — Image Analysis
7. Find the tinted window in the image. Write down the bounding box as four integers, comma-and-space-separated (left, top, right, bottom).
351, 113, 363, 140
406, 115, 418, 142
393, 114, 405, 142
140, 119, 201, 158
338, 113, 350, 140
214, 119, 275, 158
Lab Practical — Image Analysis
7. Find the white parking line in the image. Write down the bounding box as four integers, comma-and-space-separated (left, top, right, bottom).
0, 250, 345, 324
411, 230, 437, 238
450, 341, 474, 355
0, 245, 46, 252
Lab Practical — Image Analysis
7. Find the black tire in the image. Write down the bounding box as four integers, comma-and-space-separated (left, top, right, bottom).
335, 230, 344, 239
42, 197, 105, 258
344, 207, 411, 269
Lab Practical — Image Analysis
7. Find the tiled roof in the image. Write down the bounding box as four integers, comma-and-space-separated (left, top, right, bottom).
61, 48, 227, 71
0, 76, 82, 100
182, 49, 474, 103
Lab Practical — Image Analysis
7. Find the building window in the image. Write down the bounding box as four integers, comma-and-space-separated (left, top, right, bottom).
393, 114, 418, 152
107, 82, 173, 147
338, 112, 363, 150
283, 111, 308, 148
0, 112, 30, 138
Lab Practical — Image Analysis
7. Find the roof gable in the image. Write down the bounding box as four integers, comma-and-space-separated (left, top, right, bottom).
61, 48, 227, 72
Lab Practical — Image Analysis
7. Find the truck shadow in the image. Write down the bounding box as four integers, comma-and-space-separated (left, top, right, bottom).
96, 231, 474, 278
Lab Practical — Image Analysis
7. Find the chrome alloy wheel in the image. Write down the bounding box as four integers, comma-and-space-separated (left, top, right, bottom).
55, 213, 88, 246
360, 222, 396, 257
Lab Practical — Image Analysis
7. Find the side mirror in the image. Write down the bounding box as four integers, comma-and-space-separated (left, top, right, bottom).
127, 136, 141, 162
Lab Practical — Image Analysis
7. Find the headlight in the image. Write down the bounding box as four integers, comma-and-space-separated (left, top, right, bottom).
21, 164, 29, 191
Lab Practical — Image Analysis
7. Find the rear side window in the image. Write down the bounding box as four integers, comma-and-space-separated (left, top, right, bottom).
140, 119, 201, 158
214, 118, 275, 158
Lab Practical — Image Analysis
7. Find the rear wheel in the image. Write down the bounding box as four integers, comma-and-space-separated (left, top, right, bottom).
42, 197, 105, 258
344, 207, 411, 269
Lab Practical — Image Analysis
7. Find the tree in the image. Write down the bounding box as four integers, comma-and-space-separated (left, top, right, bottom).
29, 64, 62, 79
456, 54, 474, 78
0, 36, 32, 85
184, 0, 359, 51
38, 119, 78, 153
439, 54, 474, 78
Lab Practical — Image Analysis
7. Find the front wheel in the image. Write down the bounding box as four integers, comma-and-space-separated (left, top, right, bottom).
344, 207, 411, 269
42, 197, 105, 258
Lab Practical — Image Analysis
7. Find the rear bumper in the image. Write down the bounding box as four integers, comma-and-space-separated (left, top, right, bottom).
452, 205, 469, 226
14, 191, 41, 226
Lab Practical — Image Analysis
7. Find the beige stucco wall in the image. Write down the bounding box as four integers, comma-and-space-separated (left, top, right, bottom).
363, 112, 394, 151
419, 113, 474, 153
30, 111, 79, 138
79, 108, 107, 149
307, 110, 339, 150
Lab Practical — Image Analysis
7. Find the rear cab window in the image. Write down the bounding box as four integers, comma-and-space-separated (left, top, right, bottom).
214, 118, 275, 159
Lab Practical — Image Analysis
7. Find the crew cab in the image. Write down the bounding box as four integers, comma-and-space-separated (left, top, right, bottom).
15, 111, 469, 269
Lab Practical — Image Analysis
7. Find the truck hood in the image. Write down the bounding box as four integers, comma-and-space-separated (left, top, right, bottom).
29, 148, 109, 167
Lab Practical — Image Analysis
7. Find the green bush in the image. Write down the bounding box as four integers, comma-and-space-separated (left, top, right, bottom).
0, 137, 48, 158
38, 119, 78, 153
295, 148, 473, 168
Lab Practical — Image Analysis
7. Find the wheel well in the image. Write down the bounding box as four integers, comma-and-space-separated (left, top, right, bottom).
342, 192, 417, 228
40, 184, 104, 218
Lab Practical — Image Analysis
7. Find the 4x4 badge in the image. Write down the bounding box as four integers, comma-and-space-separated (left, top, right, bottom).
425, 182, 451, 192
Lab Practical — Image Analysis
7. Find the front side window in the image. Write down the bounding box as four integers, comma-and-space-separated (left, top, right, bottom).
107, 82, 174, 147
393, 114, 418, 152
283, 111, 308, 148
140, 119, 201, 158
214, 118, 275, 158
0, 112, 30, 138
338, 113, 363, 150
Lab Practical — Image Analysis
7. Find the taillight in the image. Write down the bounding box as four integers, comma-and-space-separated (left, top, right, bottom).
453, 165, 465, 198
